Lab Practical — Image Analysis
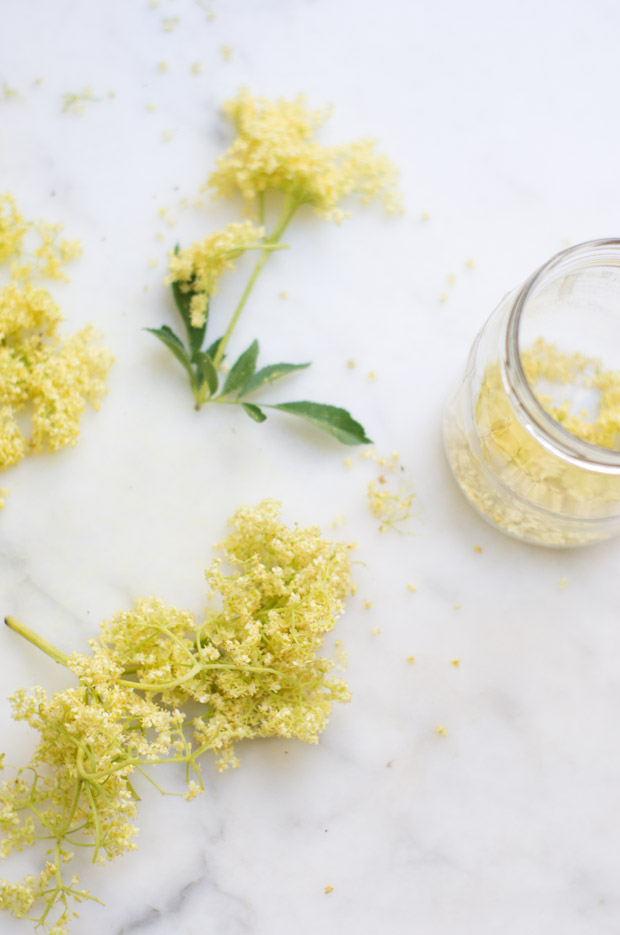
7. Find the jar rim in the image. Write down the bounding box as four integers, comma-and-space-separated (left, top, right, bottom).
504, 238, 620, 474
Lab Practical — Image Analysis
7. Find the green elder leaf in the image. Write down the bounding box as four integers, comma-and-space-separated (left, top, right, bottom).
238, 362, 311, 398
241, 403, 267, 423
206, 337, 224, 362
270, 401, 372, 446
171, 278, 208, 360
145, 326, 196, 386
194, 351, 219, 396
221, 340, 259, 396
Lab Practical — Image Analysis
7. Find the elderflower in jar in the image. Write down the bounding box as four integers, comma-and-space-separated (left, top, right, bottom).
443, 240, 620, 547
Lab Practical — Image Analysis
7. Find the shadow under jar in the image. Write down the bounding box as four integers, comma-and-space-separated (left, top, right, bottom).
443, 239, 620, 547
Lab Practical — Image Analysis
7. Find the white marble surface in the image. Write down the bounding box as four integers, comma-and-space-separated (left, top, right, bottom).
2, 0, 620, 932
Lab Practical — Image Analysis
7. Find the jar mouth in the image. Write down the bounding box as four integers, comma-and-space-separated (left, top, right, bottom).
504, 238, 620, 475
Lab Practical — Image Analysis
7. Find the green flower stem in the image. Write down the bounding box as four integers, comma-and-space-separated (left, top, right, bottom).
5, 616, 70, 668
211, 194, 300, 370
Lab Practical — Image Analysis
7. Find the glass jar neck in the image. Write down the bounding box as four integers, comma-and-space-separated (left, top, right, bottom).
502, 239, 620, 475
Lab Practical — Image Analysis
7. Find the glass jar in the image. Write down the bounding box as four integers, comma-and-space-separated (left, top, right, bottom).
443, 239, 620, 547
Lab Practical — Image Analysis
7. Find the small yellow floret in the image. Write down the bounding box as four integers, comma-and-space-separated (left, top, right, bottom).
435, 725, 448, 738
324, 885, 334, 895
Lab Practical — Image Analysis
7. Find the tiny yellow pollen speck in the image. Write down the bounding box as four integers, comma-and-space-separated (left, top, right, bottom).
363, 600, 373, 610
220, 44, 233, 61
450, 658, 460, 668
473, 544, 482, 554
435, 725, 448, 738
146, 102, 158, 112
439, 293, 448, 303
407, 583, 417, 592
148, 258, 159, 268
453, 604, 461, 610
350, 582, 358, 596
447, 273, 456, 286
332, 514, 346, 529
162, 130, 174, 142
370, 626, 380, 636
279, 290, 288, 299
158, 61, 169, 73
155, 232, 165, 242
324, 885, 334, 895
190, 62, 203, 75
108, 90, 116, 99
368, 370, 378, 382
406, 656, 415, 664
343, 458, 353, 470
162, 16, 180, 32
558, 576, 568, 589
420, 211, 430, 221
346, 358, 356, 369
465, 258, 475, 269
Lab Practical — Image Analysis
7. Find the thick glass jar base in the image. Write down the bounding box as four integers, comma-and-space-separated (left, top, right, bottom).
443, 413, 619, 548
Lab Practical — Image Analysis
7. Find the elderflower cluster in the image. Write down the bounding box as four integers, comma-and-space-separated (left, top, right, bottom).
0, 194, 112, 486
367, 480, 416, 532
0, 502, 352, 931
0, 194, 81, 281
522, 338, 620, 449
208, 88, 402, 221
167, 220, 265, 326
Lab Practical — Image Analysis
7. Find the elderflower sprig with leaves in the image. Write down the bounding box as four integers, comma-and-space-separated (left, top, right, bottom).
148, 89, 401, 445
0, 502, 353, 933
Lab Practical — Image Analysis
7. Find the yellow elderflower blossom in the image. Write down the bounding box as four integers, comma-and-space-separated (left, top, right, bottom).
0, 196, 112, 494
367, 479, 415, 532
435, 725, 448, 738
520, 339, 620, 449
1, 503, 352, 929
208, 89, 401, 221
0, 194, 28, 262
167, 221, 266, 326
